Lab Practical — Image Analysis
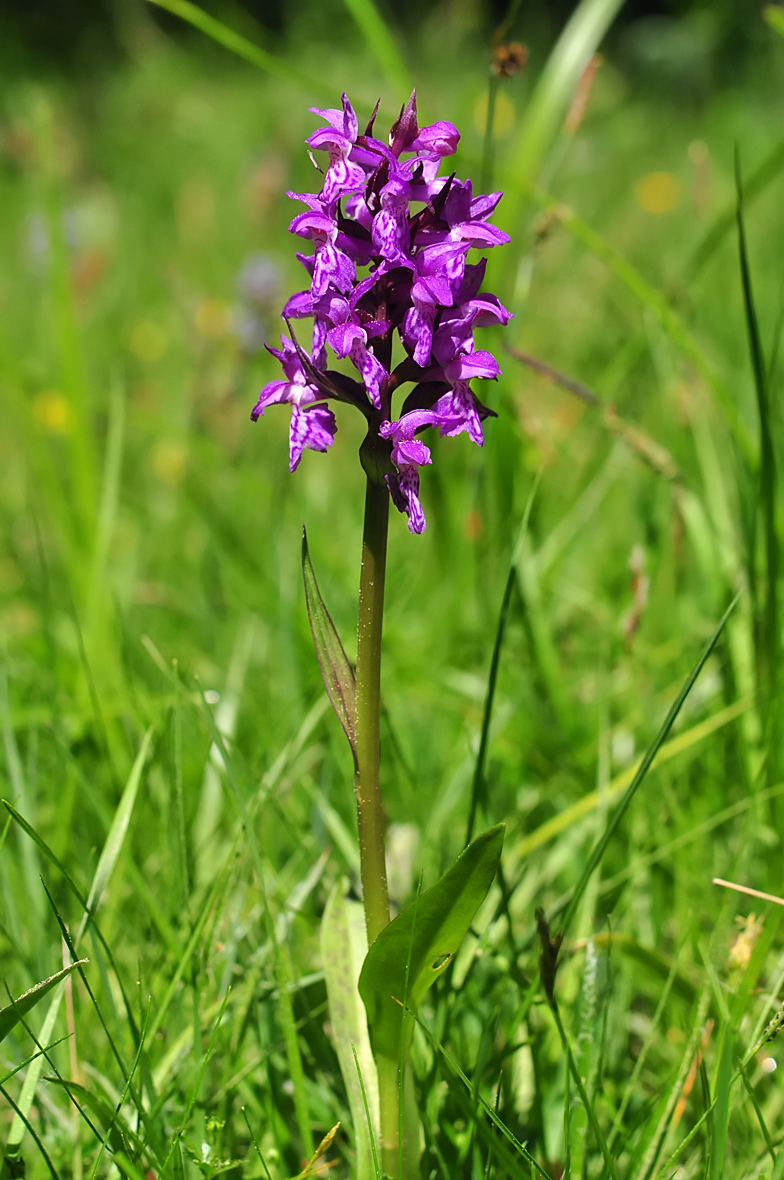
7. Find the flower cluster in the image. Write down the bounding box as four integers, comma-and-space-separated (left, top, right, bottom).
251, 91, 511, 533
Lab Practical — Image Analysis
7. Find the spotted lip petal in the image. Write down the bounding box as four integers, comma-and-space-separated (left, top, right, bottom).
289, 403, 337, 472
250, 90, 511, 530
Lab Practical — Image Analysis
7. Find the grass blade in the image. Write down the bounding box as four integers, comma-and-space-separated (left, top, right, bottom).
145, 0, 327, 92
400, 1001, 553, 1180
515, 696, 749, 860
508, 0, 624, 199
198, 688, 313, 1157
0, 963, 87, 1045
81, 728, 153, 934
4, 729, 151, 1159
352, 1043, 381, 1180
466, 474, 540, 846
338, 0, 411, 98
736, 150, 779, 719
527, 193, 756, 465
710, 1025, 733, 1180
736, 1055, 775, 1162
608, 957, 679, 1150
561, 594, 739, 934
686, 137, 784, 282
547, 999, 619, 1180
634, 986, 711, 1180
0, 1083, 61, 1180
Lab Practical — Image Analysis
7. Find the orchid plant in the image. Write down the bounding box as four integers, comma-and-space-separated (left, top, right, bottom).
251, 90, 511, 1179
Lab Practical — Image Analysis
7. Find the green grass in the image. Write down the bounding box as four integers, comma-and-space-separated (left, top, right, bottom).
2, 3, 784, 1177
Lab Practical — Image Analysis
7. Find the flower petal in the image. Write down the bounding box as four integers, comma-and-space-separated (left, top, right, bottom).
289, 404, 337, 472
386, 468, 427, 533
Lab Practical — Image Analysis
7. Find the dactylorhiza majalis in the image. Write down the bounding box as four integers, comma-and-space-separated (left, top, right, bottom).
251, 89, 511, 534
250, 91, 510, 1177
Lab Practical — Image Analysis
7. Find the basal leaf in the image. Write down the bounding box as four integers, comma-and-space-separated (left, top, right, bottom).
321, 886, 379, 1180
358, 824, 504, 1061
302, 528, 357, 754
0, 962, 87, 1046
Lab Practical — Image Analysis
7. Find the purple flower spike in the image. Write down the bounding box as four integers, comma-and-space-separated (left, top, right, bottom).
250, 90, 511, 531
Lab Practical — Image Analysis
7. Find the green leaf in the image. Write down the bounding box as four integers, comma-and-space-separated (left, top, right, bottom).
81, 728, 153, 933
560, 594, 739, 934
321, 885, 379, 1180
358, 824, 504, 1061
526, 193, 756, 466
736, 151, 779, 713
0, 962, 87, 1046
302, 528, 357, 754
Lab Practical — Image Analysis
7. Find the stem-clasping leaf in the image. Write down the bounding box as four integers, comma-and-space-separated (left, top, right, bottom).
302, 527, 357, 755
359, 824, 504, 1061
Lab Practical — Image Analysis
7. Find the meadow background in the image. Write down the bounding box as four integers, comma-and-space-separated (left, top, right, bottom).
2, 0, 784, 1176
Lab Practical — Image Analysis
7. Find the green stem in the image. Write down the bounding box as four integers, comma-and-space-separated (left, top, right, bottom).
354, 473, 391, 949
378, 1054, 418, 1179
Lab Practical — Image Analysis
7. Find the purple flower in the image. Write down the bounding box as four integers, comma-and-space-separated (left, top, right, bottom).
434, 350, 501, 446
289, 207, 356, 298
250, 90, 512, 532
251, 336, 337, 471
379, 409, 452, 534
307, 93, 367, 201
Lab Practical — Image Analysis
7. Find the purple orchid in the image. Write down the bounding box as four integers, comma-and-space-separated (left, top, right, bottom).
251, 336, 337, 472
379, 407, 458, 534
251, 90, 511, 532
